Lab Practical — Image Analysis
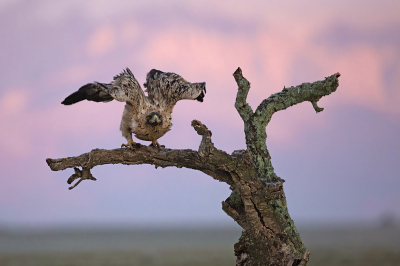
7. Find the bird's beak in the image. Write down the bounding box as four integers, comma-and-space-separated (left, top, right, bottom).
150, 115, 161, 124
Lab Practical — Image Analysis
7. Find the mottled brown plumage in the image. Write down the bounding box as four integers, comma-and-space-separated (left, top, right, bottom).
62, 68, 206, 150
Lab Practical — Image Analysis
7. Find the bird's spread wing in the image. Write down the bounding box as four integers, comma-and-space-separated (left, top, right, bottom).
62, 68, 146, 105
144, 69, 206, 110
109, 68, 146, 103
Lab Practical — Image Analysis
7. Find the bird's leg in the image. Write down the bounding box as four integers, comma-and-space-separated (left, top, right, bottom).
121, 129, 137, 150
121, 140, 136, 150
121, 133, 136, 150
150, 140, 165, 151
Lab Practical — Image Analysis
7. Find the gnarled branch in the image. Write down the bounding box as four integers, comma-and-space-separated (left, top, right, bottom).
232, 69, 340, 183
46, 120, 236, 189
254, 72, 341, 127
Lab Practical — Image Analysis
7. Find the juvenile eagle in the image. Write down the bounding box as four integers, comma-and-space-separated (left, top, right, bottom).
62, 68, 206, 150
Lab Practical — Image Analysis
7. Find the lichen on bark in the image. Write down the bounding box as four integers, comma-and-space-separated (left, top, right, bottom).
46, 68, 340, 266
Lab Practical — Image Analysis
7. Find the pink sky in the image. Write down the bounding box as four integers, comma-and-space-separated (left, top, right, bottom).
0, 0, 399, 227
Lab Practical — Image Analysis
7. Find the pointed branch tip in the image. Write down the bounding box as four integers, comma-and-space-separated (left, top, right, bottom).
233, 67, 243, 78
191, 120, 212, 137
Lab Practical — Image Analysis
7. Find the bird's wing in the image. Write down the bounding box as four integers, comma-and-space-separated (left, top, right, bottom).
62, 68, 146, 105
109, 68, 146, 104
144, 69, 206, 111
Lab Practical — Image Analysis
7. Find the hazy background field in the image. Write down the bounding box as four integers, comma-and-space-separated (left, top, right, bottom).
1, 221, 400, 266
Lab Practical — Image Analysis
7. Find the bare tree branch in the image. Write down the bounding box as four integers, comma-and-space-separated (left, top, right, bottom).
46, 120, 236, 189
232, 69, 340, 183
254, 72, 341, 126
234, 67, 254, 122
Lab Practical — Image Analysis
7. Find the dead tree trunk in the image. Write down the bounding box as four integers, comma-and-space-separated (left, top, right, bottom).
46, 68, 340, 266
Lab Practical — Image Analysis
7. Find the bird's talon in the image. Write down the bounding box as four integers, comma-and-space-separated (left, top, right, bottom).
150, 141, 164, 151
122, 141, 135, 150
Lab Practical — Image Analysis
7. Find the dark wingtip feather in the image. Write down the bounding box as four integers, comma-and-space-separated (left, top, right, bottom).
195, 82, 206, 102
125, 67, 135, 78
61, 90, 86, 105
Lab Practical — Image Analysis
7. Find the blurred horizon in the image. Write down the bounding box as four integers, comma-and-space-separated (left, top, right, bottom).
1, 221, 400, 265
1, 0, 399, 229
1, 213, 399, 232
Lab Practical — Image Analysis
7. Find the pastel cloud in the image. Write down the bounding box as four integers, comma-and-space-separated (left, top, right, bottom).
134, 16, 400, 145
86, 25, 116, 57
0, 89, 33, 156
0, 88, 122, 158
48, 64, 95, 86
0, 89, 28, 114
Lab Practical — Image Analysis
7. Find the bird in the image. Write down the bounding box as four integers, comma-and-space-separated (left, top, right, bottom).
61, 68, 206, 150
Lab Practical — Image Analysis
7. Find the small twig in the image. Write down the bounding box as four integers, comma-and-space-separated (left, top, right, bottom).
68, 178, 85, 190
67, 167, 82, 184
191, 119, 211, 137
298, 251, 311, 266
67, 167, 96, 190
311, 100, 324, 113
191, 119, 215, 157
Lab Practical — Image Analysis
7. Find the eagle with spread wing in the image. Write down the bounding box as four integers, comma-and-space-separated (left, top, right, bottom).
62, 68, 206, 150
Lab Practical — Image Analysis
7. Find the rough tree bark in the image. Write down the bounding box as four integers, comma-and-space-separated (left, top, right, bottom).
46, 68, 340, 266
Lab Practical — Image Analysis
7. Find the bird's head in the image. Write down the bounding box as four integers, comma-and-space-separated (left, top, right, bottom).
146, 112, 163, 126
